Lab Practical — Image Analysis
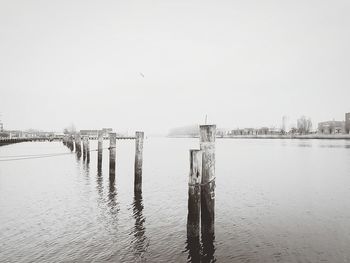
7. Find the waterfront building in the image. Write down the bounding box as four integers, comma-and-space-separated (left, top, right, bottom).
80, 128, 113, 138
228, 127, 282, 136
346, 112, 350, 134
318, 121, 345, 134
80, 130, 99, 137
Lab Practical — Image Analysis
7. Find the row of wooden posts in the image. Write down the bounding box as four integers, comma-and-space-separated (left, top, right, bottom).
62, 125, 215, 239
188, 125, 216, 240
62, 131, 144, 192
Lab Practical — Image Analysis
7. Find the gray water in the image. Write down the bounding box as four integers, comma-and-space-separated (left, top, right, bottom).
1, 138, 350, 263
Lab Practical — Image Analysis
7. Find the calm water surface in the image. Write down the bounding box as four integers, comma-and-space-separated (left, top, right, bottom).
1, 138, 350, 262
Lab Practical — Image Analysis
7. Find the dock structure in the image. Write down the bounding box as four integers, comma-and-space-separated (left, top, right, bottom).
0, 137, 56, 146
3, 129, 145, 199
62, 130, 144, 192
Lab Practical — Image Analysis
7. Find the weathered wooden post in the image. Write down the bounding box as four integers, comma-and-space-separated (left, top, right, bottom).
70, 135, 76, 152
75, 134, 82, 153
187, 149, 202, 238
109, 132, 116, 180
200, 124, 216, 236
86, 137, 90, 163
69, 135, 74, 152
82, 136, 87, 161
76, 134, 82, 159
134, 131, 144, 192
97, 130, 103, 170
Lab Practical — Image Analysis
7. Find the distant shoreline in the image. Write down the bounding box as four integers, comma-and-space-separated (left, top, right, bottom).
168, 134, 350, 140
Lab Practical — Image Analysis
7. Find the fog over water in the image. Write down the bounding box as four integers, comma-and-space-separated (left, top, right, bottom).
1, 138, 350, 262
1, 0, 350, 133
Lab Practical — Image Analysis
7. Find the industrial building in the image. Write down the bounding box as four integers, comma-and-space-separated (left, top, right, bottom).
318, 112, 350, 134
346, 112, 350, 134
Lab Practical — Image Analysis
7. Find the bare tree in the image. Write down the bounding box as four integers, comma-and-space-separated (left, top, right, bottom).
297, 116, 312, 134
63, 124, 77, 135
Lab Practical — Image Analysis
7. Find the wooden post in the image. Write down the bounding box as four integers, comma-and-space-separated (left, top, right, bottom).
109, 132, 116, 180
76, 134, 82, 159
97, 130, 103, 170
200, 124, 216, 236
70, 135, 75, 152
82, 136, 87, 161
86, 137, 90, 163
134, 131, 144, 192
187, 149, 202, 238
75, 134, 82, 153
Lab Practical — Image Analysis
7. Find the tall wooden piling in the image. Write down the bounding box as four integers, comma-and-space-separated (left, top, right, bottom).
68, 136, 74, 151
75, 134, 82, 154
97, 130, 103, 170
200, 124, 216, 236
109, 132, 116, 180
82, 136, 86, 160
86, 137, 90, 163
76, 134, 82, 159
134, 131, 144, 192
187, 149, 202, 238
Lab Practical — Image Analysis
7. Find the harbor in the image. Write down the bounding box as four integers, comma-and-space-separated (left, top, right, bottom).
1, 136, 350, 262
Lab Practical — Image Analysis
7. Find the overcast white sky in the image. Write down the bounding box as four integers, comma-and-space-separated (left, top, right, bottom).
0, 0, 349, 134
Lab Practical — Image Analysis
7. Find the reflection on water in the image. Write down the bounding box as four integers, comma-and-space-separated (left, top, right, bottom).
130, 191, 149, 260
185, 235, 201, 263
186, 191, 216, 263
76, 149, 82, 160
2, 139, 350, 262
201, 231, 215, 263
107, 172, 119, 228
185, 225, 216, 262
96, 166, 103, 198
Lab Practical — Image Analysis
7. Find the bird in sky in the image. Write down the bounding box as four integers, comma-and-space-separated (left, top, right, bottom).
139, 72, 145, 78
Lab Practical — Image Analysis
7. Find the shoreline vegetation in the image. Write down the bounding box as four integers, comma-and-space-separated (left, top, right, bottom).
167, 134, 350, 140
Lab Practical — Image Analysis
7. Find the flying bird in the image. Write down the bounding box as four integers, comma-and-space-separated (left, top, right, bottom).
139, 72, 145, 78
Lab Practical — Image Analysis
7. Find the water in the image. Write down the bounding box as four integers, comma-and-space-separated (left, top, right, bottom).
1, 138, 350, 262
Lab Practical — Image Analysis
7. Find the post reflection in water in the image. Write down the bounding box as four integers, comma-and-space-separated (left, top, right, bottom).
96, 166, 103, 198
108, 169, 117, 208
82, 159, 90, 184
107, 170, 119, 225
200, 229, 215, 263
185, 234, 201, 263
76, 149, 82, 161
186, 198, 216, 263
130, 191, 149, 260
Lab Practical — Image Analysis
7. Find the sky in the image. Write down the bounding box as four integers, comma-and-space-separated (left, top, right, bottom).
0, 0, 349, 134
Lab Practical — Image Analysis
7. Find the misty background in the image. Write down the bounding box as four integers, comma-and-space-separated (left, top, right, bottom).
0, 0, 349, 134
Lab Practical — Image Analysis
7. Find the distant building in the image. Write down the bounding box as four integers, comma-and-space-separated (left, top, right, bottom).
6, 130, 23, 138
228, 127, 281, 136
22, 130, 55, 138
346, 112, 350, 134
80, 128, 113, 137
80, 130, 99, 137
318, 121, 345, 134
102, 128, 113, 136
